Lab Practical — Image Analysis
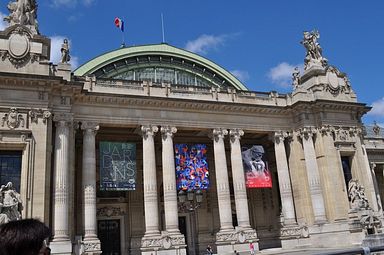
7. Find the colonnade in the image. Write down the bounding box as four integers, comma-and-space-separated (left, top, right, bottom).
49, 121, 375, 253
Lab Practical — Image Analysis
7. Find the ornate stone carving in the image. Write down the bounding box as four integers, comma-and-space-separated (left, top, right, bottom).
4, 0, 38, 34
334, 127, 351, 143
83, 241, 101, 251
0, 182, 23, 224
319, 125, 334, 136
29, 109, 51, 124
360, 211, 382, 234
53, 112, 73, 123
141, 237, 162, 248
274, 131, 288, 144
216, 230, 257, 243
81, 121, 99, 132
1, 108, 25, 129
301, 30, 327, 70
97, 206, 125, 217
324, 66, 351, 96
280, 225, 309, 239
229, 128, 244, 142
298, 127, 316, 140
348, 179, 370, 210
141, 125, 158, 139
160, 126, 177, 140
211, 128, 228, 142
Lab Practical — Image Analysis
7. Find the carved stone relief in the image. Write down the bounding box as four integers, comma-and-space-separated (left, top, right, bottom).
1, 108, 25, 129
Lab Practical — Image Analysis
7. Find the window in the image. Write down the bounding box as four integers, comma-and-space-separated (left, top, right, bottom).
0, 151, 22, 192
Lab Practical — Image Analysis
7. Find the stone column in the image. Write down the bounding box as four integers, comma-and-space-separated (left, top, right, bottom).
81, 122, 101, 253
229, 129, 251, 229
274, 131, 297, 225
51, 113, 72, 254
141, 125, 160, 236
298, 127, 327, 223
160, 126, 180, 234
212, 128, 233, 232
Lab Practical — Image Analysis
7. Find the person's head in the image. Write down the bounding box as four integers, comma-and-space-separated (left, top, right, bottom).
0, 219, 51, 255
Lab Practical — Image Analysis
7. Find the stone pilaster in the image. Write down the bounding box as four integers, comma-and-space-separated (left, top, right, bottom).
212, 128, 233, 232
274, 131, 297, 225
81, 122, 101, 253
298, 127, 327, 223
51, 113, 72, 255
160, 126, 180, 234
317, 126, 349, 221
141, 125, 160, 236
229, 129, 252, 229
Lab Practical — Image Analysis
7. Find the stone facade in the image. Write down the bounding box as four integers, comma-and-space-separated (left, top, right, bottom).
0, 3, 382, 255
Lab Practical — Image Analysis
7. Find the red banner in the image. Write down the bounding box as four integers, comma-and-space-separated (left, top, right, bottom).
242, 145, 272, 188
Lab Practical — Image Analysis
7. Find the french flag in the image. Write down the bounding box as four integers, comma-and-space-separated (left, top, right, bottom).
114, 17, 124, 32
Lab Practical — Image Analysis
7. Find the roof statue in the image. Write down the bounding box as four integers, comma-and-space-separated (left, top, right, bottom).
292, 67, 300, 89
0, 182, 23, 224
301, 30, 327, 70
61, 39, 71, 64
3, 0, 39, 34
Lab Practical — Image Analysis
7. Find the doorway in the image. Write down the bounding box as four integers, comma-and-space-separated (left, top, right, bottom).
98, 219, 121, 255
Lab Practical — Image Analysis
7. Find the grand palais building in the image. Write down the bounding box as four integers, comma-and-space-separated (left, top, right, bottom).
0, 2, 384, 255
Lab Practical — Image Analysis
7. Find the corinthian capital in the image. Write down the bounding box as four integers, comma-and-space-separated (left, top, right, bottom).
319, 125, 334, 136
274, 131, 288, 144
141, 125, 158, 139
229, 129, 244, 142
161, 126, 177, 140
211, 128, 228, 142
81, 122, 99, 131
298, 127, 316, 140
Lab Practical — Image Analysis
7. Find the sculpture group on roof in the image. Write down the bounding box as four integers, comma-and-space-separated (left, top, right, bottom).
301, 30, 328, 70
3, 0, 38, 34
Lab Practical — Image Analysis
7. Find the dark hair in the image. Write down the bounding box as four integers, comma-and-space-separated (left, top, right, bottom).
0, 219, 51, 255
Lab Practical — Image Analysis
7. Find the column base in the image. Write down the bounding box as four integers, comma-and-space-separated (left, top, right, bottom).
50, 240, 72, 255
141, 232, 187, 254
216, 228, 258, 254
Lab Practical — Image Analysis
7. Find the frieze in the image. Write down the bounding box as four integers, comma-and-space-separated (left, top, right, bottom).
1, 108, 25, 129
216, 229, 257, 243
97, 206, 125, 217
141, 237, 162, 248
280, 225, 309, 239
29, 109, 51, 124
83, 241, 101, 252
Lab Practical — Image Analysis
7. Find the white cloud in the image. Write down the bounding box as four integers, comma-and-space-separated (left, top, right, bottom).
50, 36, 79, 69
230, 70, 250, 83
185, 34, 226, 55
268, 62, 304, 88
0, 12, 9, 31
369, 97, 384, 117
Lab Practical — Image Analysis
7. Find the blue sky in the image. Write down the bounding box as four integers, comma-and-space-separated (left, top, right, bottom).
1, 0, 383, 125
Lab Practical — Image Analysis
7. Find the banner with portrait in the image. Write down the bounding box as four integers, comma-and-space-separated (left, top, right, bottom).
99, 142, 136, 191
241, 145, 272, 188
175, 144, 209, 191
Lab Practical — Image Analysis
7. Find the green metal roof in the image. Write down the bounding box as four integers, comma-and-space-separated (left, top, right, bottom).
74, 43, 248, 91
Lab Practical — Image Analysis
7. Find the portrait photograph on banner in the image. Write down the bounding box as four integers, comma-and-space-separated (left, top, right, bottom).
241, 145, 272, 188
99, 141, 136, 191
175, 143, 209, 191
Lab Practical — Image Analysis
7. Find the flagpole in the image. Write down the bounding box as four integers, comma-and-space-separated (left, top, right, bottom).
161, 13, 165, 43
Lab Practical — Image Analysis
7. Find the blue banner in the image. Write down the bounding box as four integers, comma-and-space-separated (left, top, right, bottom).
99, 142, 136, 191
